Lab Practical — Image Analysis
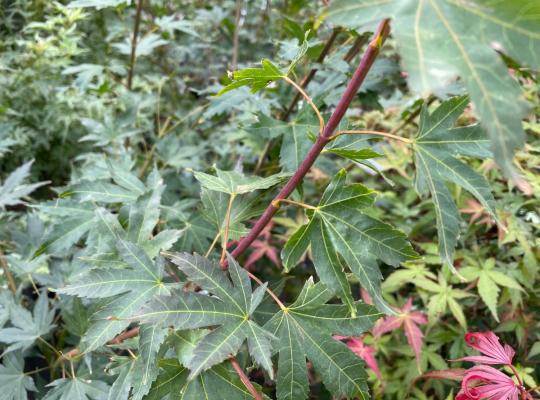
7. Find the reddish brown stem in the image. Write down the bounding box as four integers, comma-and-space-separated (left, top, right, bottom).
229, 356, 263, 400
62, 327, 141, 360
226, 19, 391, 265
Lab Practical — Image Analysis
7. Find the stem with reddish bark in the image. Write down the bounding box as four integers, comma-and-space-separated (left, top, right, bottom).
229, 357, 263, 400
226, 19, 391, 265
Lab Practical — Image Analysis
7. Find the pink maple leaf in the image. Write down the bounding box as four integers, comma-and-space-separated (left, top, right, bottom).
335, 336, 382, 381
372, 298, 427, 368
456, 365, 520, 400
244, 223, 280, 269
455, 332, 515, 366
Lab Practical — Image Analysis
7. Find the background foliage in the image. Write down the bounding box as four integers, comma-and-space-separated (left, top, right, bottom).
0, 0, 538, 399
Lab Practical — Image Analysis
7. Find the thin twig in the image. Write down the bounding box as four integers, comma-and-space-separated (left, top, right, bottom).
61, 327, 140, 361
205, 232, 221, 258
0, 249, 16, 293
231, 0, 242, 70
246, 270, 287, 311
330, 129, 413, 144
271, 198, 318, 210
282, 76, 325, 134
127, 0, 145, 90
220, 194, 236, 265
227, 19, 392, 264
229, 356, 263, 400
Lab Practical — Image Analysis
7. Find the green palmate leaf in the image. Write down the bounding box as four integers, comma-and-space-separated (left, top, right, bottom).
282, 169, 417, 314
416, 274, 473, 328
193, 168, 288, 195
459, 258, 523, 321
146, 359, 264, 400
327, 0, 538, 186
412, 96, 497, 271
0, 352, 36, 400
0, 292, 55, 354
265, 279, 382, 400
134, 253, 275, 379
61, 180, 139, 203
57, 239, 170, 352
43, 378, 109, 400
218, 59, 284, 96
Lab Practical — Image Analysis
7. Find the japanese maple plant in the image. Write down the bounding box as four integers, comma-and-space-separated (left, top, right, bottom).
0, 1, 538, 400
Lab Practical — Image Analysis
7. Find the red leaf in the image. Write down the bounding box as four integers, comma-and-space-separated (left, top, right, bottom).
335, 336, 382, 381
454, 332, 515, 366
456, 365, 519, 400
419, 368, 467, 382
244, 223, 280, 269
372, 298, 426, 368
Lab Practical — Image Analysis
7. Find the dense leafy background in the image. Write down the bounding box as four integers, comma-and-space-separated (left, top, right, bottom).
0, 1, 538, 399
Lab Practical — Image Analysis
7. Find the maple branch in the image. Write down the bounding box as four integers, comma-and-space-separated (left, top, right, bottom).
330, 129, 413, 144
228, 19, 391, 263
127, 0, 144, 90
229, 356, 263, 400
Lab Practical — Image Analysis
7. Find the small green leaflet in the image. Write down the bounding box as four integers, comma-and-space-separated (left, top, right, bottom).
193, 167, 288, 195
133, 253, 276, 379
217, 33, 309, 96
57, 239, 170, 352
459, 257, 523, 322
326, 0, 538, 186
0, 352, 36, 400
0, 291, 55, 354
218, 59, 284, 96
412, 96, 497, 272
264, 279, 382, 400
282, 169, 417, 314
